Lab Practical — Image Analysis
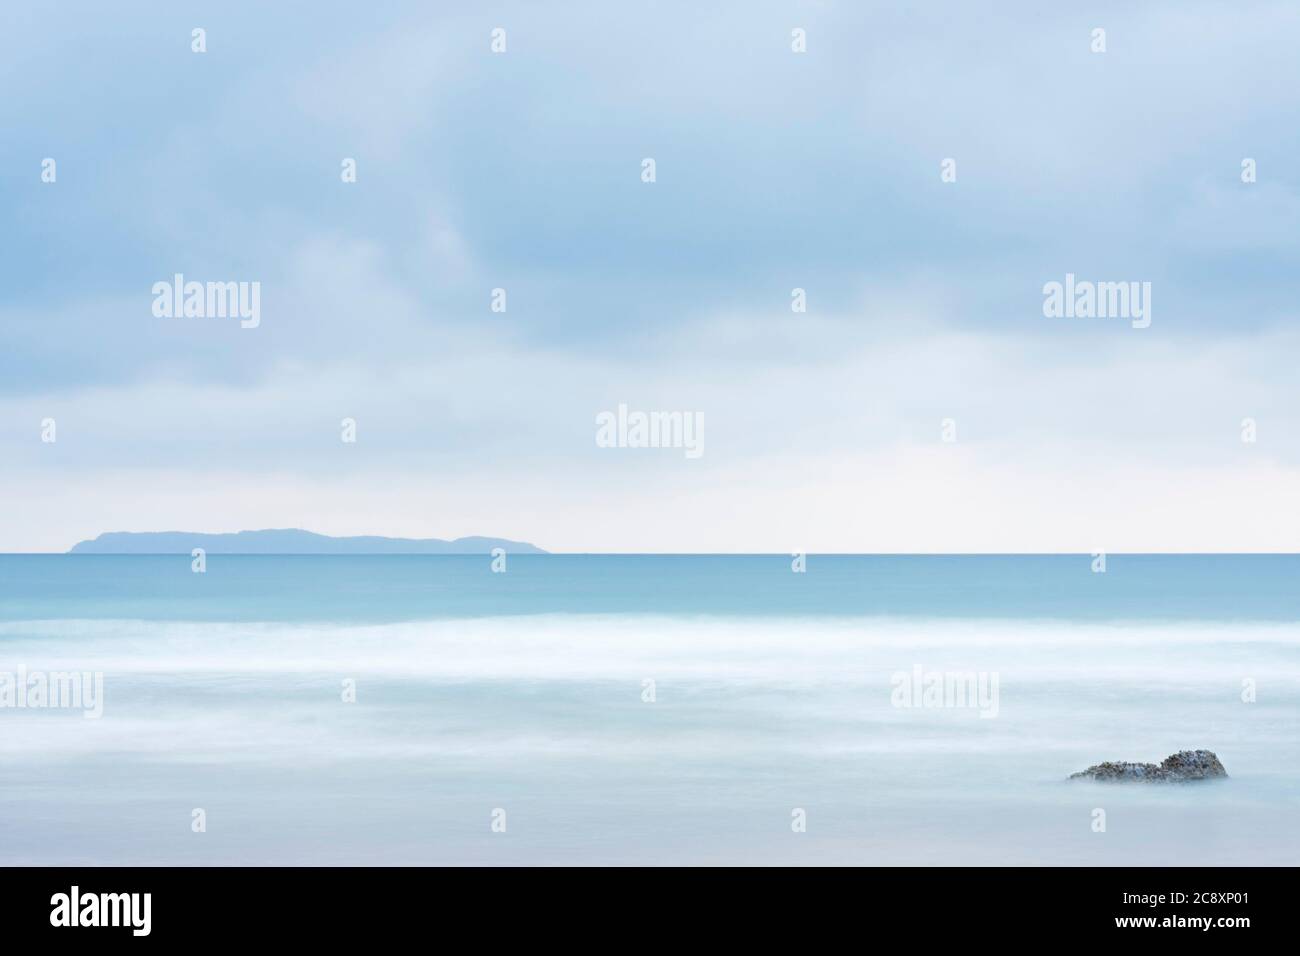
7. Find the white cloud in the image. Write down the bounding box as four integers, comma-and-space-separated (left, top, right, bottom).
5, 304, 1297, 551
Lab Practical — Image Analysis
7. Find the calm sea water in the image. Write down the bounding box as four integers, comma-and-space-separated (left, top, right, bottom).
1, 555, 1296, 865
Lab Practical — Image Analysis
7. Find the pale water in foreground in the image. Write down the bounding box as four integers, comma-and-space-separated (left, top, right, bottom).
0, 555, 1296, 865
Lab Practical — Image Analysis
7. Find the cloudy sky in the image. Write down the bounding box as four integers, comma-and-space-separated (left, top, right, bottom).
2, 1, 1298, 552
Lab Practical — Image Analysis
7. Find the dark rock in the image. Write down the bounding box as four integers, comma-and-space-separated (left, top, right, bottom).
1069, 749, 1227, 782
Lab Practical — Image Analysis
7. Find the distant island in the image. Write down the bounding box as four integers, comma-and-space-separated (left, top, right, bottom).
68, 529, 547, 555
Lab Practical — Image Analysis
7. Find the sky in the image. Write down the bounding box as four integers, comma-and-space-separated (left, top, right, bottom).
2, 1, 1299, 552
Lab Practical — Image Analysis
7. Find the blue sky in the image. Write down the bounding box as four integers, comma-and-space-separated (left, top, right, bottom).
2, 1, 1299, 551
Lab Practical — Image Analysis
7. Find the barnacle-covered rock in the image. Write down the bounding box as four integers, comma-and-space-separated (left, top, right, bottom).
1069, 750, 1227, 782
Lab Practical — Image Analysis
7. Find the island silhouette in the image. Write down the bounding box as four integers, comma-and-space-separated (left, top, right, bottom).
68, 529, 546, 554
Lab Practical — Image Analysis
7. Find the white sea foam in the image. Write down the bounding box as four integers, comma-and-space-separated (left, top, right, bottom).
1, 614, 1296, 864
2, 615, 1297, 683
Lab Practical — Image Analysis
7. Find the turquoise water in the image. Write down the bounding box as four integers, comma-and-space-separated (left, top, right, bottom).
1, 555, 1297, 865
4, 554, 1300, 621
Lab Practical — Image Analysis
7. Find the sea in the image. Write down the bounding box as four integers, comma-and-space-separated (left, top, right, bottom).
0, 554, 1296, 865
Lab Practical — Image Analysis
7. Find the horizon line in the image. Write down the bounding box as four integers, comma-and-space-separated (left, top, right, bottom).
6, 551, 1300, 557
